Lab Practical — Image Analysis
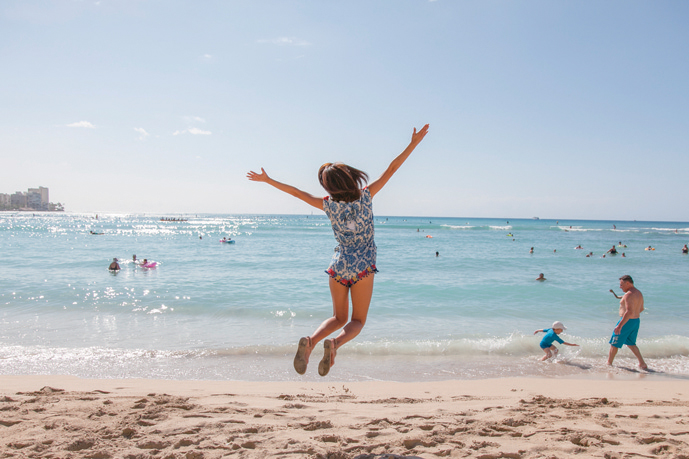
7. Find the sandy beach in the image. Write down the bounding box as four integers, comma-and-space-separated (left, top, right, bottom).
2, 374, 688, 458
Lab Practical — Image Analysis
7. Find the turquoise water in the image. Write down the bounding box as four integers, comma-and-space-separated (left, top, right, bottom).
1, 213, 688, 381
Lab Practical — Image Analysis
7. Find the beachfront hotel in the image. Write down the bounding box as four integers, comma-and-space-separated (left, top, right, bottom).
0, 186, 64, 211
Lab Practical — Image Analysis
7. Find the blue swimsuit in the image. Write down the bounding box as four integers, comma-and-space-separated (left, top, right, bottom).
609, 318, 640, 348
322, 188, 378, 286
540, 328, 564, 349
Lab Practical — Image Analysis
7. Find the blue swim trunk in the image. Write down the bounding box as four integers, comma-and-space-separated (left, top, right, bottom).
609, 318, 640, 348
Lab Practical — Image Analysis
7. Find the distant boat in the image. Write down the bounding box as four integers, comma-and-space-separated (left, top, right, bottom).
532, 217, 540, 220
160, 217, 188, 222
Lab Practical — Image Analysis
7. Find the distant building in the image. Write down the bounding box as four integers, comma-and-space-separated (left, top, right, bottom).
27, 187, 49, 210
10, 191, 27, 208
28, 189, 42, 209
0, 186, 63, 211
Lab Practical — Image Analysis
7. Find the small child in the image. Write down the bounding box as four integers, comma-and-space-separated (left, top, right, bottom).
534, 321, 578, 361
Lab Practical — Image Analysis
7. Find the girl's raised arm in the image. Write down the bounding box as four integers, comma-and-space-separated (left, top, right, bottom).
247, 168, 323, 210
368, 124, 429, 198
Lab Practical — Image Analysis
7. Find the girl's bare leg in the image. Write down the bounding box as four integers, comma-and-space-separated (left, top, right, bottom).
309, 277, 354, 345
333, 274, 374, 349
316, 274, 375, 375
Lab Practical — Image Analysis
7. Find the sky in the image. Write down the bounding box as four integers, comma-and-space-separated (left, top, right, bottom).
1, 0, 688, 221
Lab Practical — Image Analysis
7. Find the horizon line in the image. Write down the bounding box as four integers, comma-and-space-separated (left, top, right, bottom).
2, 210, 689, 225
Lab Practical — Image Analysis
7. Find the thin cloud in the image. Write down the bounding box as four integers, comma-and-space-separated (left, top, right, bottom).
188, 127, 211, 135
173, 128, 212, 136
184, 116, 206, 123
258, 37, 311, 46
67, 121, 95, 128
134, 127, 149, 140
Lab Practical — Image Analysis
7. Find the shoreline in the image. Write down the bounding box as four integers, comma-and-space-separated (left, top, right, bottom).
3, 344, 687, 382
2, 374, 688, 458
1, 372, 685, 396
0, 209, 64, 213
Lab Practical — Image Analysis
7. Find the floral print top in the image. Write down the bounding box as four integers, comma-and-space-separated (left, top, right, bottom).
322, 188, 378, 286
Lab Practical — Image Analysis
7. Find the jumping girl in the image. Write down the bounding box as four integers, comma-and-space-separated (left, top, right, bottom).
247, 124, 429, 376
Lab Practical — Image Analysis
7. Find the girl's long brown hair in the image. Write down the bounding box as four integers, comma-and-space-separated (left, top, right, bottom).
318, 162, 369, 202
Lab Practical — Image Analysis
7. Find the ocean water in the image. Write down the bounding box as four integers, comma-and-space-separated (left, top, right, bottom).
1, 213, 688, 382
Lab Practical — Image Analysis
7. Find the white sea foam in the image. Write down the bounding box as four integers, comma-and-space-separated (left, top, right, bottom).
441, 224, 474, 230
2, 338, 687, 382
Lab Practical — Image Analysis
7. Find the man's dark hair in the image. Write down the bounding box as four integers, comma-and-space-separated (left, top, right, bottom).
619, 274, 634, 284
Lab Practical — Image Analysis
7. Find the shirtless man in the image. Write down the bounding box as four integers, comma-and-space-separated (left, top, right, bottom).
607, 275, 647, 369
108, 258, 120, 271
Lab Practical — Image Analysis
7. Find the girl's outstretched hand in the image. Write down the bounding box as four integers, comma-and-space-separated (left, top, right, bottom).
247, 168, 269, 182
245, 167, 323, 209
367, 123, 430, 198
410, 124, 430, 146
